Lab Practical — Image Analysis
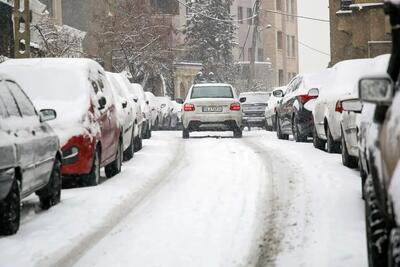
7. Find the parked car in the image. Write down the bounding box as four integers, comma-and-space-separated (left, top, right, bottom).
106, 72, 137, 161
157, 96, 174, 130
171, 100, 183, 130
238, 91, 270, 130
0, 58, 123, 186
182, 83, 243, 138
113, 74, 143, 152
265, 87, 286, 131
0, 73, 61, 235
145, 92, 159, 130
340, 55, 390, 169
275, 73, 323, 142
313, 59, 373, 153
130, 83, 151, 139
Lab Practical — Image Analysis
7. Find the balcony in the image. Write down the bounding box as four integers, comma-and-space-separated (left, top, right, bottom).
341, 0, 352, 10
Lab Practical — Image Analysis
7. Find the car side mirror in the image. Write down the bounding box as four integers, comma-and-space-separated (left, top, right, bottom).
342, 99, 363, 112
273, 90, 284, 98
359, 76, 393, 105
175, 98, 184, 104
122, 100, 128, 109
239, 97, 246, 103
308, 88, 319, 97
39, 109, 57, 122
98, 96, 107, 110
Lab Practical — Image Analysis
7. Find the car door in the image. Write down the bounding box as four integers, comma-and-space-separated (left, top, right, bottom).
0, 81, 35, 195
7, 80, 57, 188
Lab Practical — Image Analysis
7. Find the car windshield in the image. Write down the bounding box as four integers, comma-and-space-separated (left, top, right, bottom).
241, 93, 270, 104
191, 86, 233, 99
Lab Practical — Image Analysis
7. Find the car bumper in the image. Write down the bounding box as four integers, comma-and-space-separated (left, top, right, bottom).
61, 135, 96, 177
183, 112, 242, 131
243, 116, 265, 127
297, 109, 315, 137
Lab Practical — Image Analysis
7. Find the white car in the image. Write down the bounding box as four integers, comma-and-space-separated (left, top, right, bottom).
145, 91, 159, 130
113, 74, 144, 152
239, 91, 270, 129
265, 87, 286, 131
106, 72, 137, 161
171, 100, 183, 130
182, 83, 243, 138
130, 83, 151, 139
157, 96, 174, 130
313, 58, 373, 153
340, 54, 390, 168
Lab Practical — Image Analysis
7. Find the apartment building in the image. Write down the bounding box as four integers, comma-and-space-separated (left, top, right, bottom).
329, 0, 391, 65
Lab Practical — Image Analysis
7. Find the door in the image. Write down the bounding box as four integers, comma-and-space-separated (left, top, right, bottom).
7, 81, 56, 188
0, 81, 35, 195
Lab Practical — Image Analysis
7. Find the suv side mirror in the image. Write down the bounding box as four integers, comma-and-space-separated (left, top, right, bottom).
98, 96, 107, 110
308, 88, 319, 97
239, 97, 246, 103
359, 76, 393, 105
175, 98, 184, 104
39, 109, 57, 122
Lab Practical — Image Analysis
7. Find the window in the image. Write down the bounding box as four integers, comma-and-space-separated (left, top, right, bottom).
276, 0, 283, 11
278, 69, 284, 86
277, 31, 283, 50
7, 81, 36, 116
191, 86, 233, 99
257, 48, 264, 62
291, 36, 296, 57
0, 81, 20, 117
238, 7, 243, 24
248, 47, 253, 61
286, 35, 291, 56
247, 8, 253, 25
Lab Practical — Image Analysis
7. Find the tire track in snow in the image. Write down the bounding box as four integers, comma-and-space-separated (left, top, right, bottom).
37, 137, 186, 267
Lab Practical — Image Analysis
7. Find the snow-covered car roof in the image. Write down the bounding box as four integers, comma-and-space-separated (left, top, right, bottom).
192, 83, 233, 87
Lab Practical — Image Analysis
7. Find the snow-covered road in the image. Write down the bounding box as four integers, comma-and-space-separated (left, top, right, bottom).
0, 131, 367, 267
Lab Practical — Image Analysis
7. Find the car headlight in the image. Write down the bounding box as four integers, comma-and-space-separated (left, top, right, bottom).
63, 146, 80, 165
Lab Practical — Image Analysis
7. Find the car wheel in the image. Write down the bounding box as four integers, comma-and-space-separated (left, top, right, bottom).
292, 116, 307, 142
341, 132, 358, 168
86, 148, 101, 186
313, 125, 326, 150
365, 176, 389, 267
105, 140, 123, 178
265, 119, 270, 131
326, 124, 341, 153
389, 228, 400, 267
277, 118, 289, 140
233, 128, 243, 138
0, 179, 20, 235
37, 159, 62, 210
123, 131, 135, 161
182, 129, 190, 139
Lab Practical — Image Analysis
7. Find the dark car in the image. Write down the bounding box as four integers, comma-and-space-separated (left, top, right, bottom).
275, 74, 319, 142
358, 2, 400, 266
239, 91, 270, 130
0, 74, 61, 235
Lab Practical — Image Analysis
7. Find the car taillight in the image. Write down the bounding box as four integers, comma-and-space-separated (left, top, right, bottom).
335, 100, 343, 113
184, 104, 195, 112
299, 94, 318, 104
230, 103, 241, 111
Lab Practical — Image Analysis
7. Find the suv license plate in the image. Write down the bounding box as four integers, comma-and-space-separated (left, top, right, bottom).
203, 106, 223, 112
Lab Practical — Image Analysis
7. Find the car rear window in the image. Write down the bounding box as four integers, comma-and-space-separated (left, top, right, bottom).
191, 86, 233, 99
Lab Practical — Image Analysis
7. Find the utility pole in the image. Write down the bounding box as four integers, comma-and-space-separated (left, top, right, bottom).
14, 0, 31, 58
248, 0, 262, 89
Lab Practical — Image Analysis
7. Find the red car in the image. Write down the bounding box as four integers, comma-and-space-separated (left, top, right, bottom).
0, 58, 123, 186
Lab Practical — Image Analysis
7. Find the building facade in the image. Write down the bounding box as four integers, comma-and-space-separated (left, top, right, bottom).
329, 0, 391, 65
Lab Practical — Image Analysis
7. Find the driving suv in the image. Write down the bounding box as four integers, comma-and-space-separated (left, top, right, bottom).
239, 91, 270, 130
0, 74, 61, 235
182, 83, 243, 138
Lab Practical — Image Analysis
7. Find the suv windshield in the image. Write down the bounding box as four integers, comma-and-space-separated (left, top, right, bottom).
191, 86, 233, 99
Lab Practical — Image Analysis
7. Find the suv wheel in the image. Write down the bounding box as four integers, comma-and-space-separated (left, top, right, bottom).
233, 128, 243, 138
313, 125, 326, 150
105, 140, 123, 178
37, 159, 62, 210
123, 131, 135, 161
364, 176, 389, 267
326, 124, 341, 153
86, 148, 101, 186
292, 116, 307, 142
0, 179, 20, 235
341, 131, 358, 168
277, 118, 289, 140
182, 129, 190, 139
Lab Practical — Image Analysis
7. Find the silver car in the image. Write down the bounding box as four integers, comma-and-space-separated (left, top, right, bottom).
182, 83, 243, 138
